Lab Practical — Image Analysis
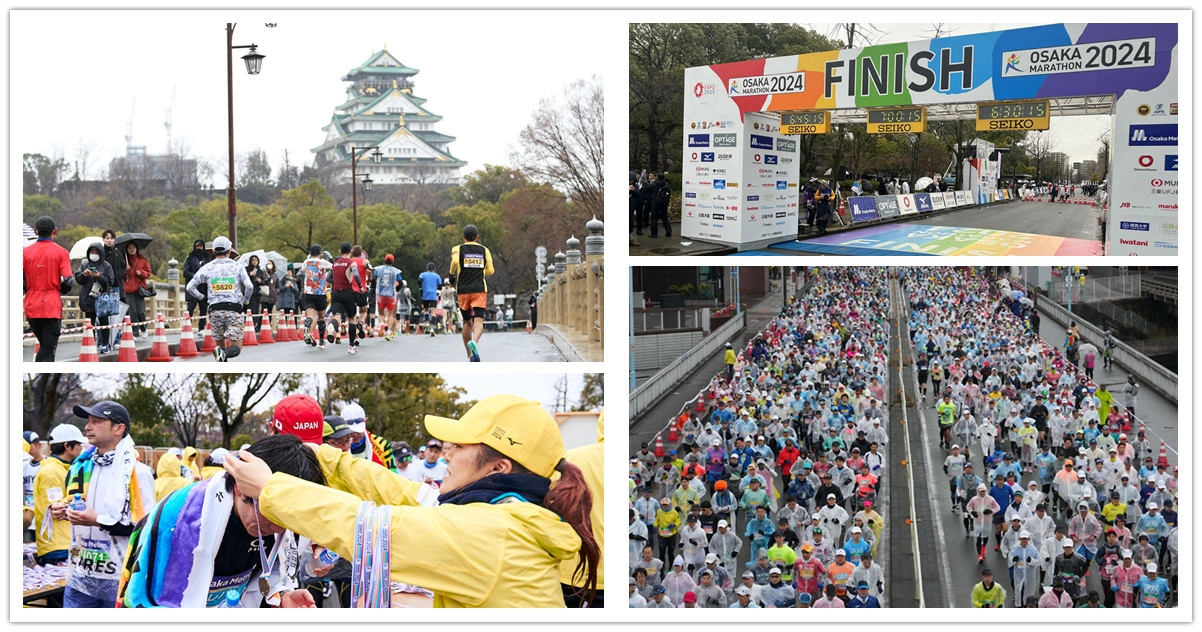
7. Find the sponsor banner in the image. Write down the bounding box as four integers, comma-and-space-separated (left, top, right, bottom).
875, 195, 901, 218
728, 72, 806, 97
897, 194, 919, 216
687, 134, 710, 147
1127, 124, 1177, 146
713, 133, 738, 147
687, 23, 1175, 112
915, 193, 934, 212
847, 196, 879, 223
955, 191, 971, 206
1000, 37, 1156, 76
929, 192, 947, 210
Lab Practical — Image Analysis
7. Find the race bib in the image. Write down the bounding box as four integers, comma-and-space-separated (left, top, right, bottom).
462, 254, 485, 269
71, 545, 121, 578
210, 276, 237, 293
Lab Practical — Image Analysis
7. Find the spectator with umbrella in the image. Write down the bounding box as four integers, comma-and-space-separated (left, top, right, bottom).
117, 232, 153, 338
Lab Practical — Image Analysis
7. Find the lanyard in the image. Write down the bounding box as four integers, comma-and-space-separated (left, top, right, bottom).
254, 499, 282, 596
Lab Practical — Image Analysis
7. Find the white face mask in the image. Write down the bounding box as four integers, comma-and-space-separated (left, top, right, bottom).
89, 254, 101, 262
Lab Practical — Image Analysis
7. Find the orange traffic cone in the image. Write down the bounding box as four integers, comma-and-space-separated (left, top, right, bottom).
146, 313, 173, 362
200, 320, 216, 352
668, 422, 680, 442
242, 311, 259, 347
653, 433, 665, 458
258, 309, 275, 344
176, 315, 199, 357
277, 313, 291, 342
117, 317, 139, 362
1157, 441, 1169, 467
525, 319, 532, 333
78, 321, 99, 362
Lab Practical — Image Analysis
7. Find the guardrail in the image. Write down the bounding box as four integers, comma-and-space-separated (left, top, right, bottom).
629, 311, 746, 419
632, 307, 707, 333
891, 278, 924, 608
1034, 293, 1178, 404
537, 220, 603, 359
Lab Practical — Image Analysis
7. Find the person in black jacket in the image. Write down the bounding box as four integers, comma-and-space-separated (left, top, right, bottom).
74, 243, 115, 353
629, 171, 643, 246
647, 172, 672, 238
100, 229, 127, 349
182, 239, 212, 329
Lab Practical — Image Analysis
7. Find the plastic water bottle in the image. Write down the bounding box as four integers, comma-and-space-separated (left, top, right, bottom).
69, 493, 86, 511
217, 589, 240, 608
318, 548, 339, 566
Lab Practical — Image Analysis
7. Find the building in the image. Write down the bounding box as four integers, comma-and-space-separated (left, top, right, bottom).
312, 49, 466, 186
1046, 151, 1069, 181
1080, 160, 1098, 182
107, 148, 200, 191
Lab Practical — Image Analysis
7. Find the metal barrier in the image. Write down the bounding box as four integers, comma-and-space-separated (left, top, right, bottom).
891, 279, 924, 608
632, 307, 708, 333
629, 311, 746, 419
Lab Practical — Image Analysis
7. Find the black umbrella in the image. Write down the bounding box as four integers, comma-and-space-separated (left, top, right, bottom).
114, 232, 154, 252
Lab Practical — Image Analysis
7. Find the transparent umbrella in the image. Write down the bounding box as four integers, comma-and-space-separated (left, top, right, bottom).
69, 236, 104, 259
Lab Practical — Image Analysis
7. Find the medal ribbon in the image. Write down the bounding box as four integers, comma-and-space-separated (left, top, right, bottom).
351, 501, 392, 607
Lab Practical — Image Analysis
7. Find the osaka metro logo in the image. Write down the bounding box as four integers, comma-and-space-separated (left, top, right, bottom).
1004, 53, 1022, 74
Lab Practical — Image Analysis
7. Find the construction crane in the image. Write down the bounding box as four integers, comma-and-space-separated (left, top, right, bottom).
164, 85, 176, 154
125, 97, 135, 155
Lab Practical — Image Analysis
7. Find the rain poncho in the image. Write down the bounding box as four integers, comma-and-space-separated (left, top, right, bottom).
1008, 542, 1040, 606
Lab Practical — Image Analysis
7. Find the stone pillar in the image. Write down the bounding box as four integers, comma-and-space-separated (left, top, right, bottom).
584, 216, 604, 343
166, 258, 180, 324
553, 251, 567, 328
564, 236, 581, 333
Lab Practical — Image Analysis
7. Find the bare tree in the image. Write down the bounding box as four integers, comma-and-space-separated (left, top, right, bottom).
23, 373, 84, 437
199, 373, 300, 448
510, 75, 604, 220
1022, 131, 1059, 183
1095, 131, 1111, 183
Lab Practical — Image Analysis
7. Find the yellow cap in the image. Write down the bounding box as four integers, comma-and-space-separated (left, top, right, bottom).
424, 395, 565, 479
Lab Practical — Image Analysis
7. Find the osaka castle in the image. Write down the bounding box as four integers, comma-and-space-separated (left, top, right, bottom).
313, 49, 466, 185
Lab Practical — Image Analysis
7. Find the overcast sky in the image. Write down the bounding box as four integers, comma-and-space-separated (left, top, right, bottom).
802, 22, 1112, 165
11, 9, 607, 182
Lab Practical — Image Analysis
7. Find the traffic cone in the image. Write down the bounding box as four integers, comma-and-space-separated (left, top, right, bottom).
668, 421, 680, 442
258, 309, 275, 344
200, 320, 216, 352
1157, 441, 1169, 467
117, 317, 139, 362
78, 321, 99, 362
525, 320, 532, 333
146, 313, 173, 362
176, 315, 199, 357
277, 313, 292, 342
242, 311, 259, 347
654, 433, 665, 458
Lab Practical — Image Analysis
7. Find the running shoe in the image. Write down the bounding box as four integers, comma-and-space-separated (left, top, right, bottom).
326, 323, 336, 344
467, 340, 479, 361
98, 344, 110, 354
348, 345, 357, 355
317, 340, 326, 349
335, 336, 342, 344
214, 347, 226, 362
304, 333, 315, 346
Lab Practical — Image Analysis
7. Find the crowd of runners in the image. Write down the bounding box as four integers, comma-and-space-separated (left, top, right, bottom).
902, 267, 1178, 608
629, 266, 1178, 609
629, 268, 894, 608
184, 225, 493, 362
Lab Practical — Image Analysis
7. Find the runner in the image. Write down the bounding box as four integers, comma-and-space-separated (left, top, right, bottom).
185, 236, 253, 362
373, 254, 402, 340
350, 245, 372, 342
328, 242, 363, 354
417, 262, 442, 336
449, 224, 494, 362
297, 245, 333, 349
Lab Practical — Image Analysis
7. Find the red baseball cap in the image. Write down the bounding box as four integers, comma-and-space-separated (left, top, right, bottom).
271, 394, 324, 444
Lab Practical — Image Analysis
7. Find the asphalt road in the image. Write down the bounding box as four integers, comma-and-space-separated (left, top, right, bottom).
898, 198, 1102, 241
25, 329, 566, 363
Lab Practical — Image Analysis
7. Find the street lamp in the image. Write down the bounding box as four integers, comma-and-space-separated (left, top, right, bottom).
350, 146, 382, 244
226, 22, 265, 249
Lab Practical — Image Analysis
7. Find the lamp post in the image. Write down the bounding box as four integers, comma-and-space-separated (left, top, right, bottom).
350, 146, 382, 244
226, 23, 265, 249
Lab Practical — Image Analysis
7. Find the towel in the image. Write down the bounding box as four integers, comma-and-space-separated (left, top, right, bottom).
118, 473, 297, 607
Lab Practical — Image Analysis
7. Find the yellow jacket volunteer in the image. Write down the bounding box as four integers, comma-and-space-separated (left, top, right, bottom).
226, 395, 599, 608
